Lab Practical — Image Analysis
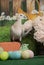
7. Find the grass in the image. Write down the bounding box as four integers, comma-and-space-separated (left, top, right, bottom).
0, 20, 16, 42
0, 26, 10, 42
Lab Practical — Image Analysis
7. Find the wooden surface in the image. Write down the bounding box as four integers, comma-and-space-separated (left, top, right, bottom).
1, 0, 9, 15
26, 0, 35, 13
13, 0, 22, 14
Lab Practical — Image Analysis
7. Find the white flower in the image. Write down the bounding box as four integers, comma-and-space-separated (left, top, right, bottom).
33, 16, 44, 45
33, 16, 44, 31
0, 16, 5, 21
34, 30, 44, 44
1, 12, 5, 16
5, 16, 12, 20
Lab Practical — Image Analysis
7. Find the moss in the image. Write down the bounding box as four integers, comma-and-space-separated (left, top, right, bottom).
0, 26, 10, 42
21, 29, 37, 55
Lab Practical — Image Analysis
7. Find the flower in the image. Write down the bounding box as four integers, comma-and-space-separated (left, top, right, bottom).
33, 16, 44, 45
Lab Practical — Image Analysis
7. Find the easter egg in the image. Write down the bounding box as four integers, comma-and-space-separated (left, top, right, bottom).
21, 50, 30, 59
8, 51, 14, 59
0, 54, 1, 58
28, 50, 34, 58
13, 51, 21, 59
0, 51, 9, 60
8, 51, 21, 59
0, 47, 4, 59
0, 47, 4, 54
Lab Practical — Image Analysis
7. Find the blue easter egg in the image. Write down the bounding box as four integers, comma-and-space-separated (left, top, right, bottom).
8, 51, 14, 59
13, 51, 21, 59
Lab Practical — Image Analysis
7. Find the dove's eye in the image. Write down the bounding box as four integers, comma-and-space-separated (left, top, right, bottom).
20, 15, 22, 16
40, 19, 42, 21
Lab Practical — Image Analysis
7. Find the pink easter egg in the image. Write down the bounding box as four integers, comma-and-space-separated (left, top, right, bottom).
29, 50, 34, 58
